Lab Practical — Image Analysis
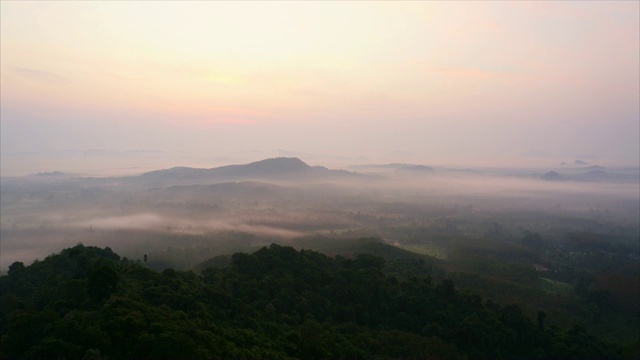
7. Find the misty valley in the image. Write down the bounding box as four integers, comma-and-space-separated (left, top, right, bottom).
1, 157, 639, 359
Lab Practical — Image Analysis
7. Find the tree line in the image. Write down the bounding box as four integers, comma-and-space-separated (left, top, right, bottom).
0, 243, 624, 359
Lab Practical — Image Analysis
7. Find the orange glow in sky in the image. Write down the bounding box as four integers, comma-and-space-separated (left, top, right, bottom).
1, 1, 638, 174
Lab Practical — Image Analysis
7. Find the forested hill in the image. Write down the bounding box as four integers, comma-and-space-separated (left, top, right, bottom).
137, 157, 358, 185
0, 244, 622, 359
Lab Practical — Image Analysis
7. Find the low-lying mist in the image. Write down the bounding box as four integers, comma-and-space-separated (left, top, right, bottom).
1, 159, 638, 271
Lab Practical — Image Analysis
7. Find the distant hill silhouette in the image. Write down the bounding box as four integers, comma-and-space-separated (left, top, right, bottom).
395, 165, 435, 174
540, 171, 563, 181
139, 157, 357, 185
574, 160, 589, 165
539, 169, 638, 183
350, 163, 435, 174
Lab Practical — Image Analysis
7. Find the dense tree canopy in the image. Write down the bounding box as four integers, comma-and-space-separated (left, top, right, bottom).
0, 243, 623, 359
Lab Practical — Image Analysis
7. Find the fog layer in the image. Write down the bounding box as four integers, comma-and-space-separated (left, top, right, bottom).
1, 158, 638, 271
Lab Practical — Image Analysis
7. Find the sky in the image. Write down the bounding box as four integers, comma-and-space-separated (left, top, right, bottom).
1, 1, 639, 175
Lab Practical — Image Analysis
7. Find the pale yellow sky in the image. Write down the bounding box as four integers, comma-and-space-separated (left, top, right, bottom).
1, 1, 639, 174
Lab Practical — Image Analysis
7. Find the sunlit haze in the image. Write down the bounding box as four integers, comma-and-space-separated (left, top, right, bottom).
1, 1, 639, 175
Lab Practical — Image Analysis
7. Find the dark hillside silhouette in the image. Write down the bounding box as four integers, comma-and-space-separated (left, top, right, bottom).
139, 157, 358, 185
0, 244, 622, 359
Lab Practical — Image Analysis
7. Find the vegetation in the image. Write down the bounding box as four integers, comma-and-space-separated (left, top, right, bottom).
0, 243, 628, 359
1, 160, 638, 358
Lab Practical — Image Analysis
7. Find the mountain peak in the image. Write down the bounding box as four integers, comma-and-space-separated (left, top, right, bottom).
137, 157, 357, 185
541, 171, 563, 181
246, 157, 310, 171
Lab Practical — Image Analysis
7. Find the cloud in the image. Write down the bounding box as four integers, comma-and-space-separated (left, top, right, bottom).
74, 213, 305, 238
12, 67, 67, 84
426, 66, 499, 80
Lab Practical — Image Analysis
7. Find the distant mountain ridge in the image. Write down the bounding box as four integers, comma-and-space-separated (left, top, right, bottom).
539, 169, 639, 183
139, 157, 356, 185
540, 171, 563, 181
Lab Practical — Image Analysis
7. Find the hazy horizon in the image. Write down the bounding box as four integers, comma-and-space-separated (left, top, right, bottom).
2, 1, 639, 176
2, 4, 639, 356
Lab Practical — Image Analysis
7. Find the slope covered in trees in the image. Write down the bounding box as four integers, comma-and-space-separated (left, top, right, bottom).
0, 244, 624, 359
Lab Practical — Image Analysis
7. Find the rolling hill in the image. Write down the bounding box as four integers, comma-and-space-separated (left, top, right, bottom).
139, 157, 358, 185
